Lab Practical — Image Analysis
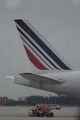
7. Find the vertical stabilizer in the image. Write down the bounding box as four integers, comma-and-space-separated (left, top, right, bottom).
14, 19, 74, 74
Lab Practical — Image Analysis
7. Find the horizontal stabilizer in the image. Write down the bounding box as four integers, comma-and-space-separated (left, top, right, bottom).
6, 76, 15, 79
19, 73, 65, 84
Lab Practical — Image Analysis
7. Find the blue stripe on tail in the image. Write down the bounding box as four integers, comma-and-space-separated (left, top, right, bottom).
15, 20, 71, 70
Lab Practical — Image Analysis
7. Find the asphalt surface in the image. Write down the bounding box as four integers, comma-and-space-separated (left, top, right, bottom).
0, 106, 79, 120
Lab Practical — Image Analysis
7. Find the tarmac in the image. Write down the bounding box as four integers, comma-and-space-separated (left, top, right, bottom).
0, 106, 80, 120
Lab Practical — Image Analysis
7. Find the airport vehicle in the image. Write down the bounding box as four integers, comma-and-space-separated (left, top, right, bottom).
7, 19, 80, 98
49, 104, 61, 110
28, 105, 54, 117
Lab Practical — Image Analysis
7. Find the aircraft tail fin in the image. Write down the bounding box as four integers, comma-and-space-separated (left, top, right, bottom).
14, 19, 74, 74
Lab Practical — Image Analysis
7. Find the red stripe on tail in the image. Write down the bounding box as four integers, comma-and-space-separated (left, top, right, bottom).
24, 46, 48, 70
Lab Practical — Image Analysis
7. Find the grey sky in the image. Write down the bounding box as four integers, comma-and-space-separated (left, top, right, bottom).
0, 0, 80, 100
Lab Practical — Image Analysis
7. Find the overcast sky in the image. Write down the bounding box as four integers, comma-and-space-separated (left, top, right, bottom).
0, 0, 80, 100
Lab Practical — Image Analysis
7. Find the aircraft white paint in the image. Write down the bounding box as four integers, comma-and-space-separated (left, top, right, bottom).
7, 19, 80, 98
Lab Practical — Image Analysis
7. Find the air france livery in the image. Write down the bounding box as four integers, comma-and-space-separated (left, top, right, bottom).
7, 19, 80, 98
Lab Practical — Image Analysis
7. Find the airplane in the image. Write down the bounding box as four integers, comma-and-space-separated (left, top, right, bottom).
7, 19, 80, 98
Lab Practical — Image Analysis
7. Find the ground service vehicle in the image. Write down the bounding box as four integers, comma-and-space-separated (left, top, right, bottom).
28, 105, 54, 117
49, 104, 61, 110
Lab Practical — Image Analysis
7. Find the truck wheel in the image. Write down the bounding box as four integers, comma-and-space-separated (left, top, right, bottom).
37, 112, 40, 117
50, 112, 54, 117
41, 112, 44, 117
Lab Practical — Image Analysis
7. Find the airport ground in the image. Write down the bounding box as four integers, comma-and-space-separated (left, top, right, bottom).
0, 106, 79, 120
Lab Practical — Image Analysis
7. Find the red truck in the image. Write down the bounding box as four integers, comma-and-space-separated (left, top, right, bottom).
28, 105, 54, 117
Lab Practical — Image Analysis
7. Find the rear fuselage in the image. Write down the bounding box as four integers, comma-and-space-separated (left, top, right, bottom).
15, 70, 80, 98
